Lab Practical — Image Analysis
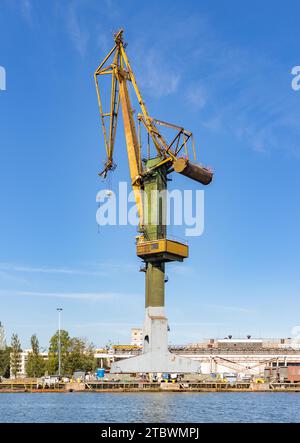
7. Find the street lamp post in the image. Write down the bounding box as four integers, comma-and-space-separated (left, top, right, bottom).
57, 308, 63, 378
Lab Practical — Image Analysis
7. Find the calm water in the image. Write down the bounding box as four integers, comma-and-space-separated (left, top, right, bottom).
0, 392, 299, 423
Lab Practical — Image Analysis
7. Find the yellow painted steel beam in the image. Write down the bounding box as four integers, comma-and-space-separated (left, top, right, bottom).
117, 70, 144, 224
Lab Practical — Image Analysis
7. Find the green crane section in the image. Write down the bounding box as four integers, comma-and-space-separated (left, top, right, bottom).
143, 158, 167, 309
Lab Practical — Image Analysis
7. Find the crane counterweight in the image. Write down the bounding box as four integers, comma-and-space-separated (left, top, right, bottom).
174, 157, 213, 185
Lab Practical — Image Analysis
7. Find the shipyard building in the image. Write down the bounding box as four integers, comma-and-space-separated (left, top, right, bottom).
94, 334, 300, 380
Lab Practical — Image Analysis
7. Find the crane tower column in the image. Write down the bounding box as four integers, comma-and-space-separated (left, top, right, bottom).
111, 158, 201, 373
143, 158, 168, 355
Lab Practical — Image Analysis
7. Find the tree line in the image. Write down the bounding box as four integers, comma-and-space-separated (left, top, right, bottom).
0, 330, 97, 378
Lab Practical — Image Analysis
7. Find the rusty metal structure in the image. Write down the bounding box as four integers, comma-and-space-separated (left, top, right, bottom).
94, 29, 213, 373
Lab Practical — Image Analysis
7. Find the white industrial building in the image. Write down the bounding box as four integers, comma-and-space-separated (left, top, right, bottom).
10, 349, 48, 378
96, 336, 300, 377
130, 328, 143, 347
8, 334, 300, 378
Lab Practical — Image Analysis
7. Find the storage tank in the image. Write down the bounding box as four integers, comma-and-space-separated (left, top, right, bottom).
96, 368, 105, 379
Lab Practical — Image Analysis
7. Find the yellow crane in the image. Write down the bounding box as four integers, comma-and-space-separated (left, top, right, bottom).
94, 29, 213, 373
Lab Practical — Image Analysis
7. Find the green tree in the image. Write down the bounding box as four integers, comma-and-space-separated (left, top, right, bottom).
25, 334, 46, 378
64, 338, 96, 376
0, 346, 11, 378
47, 331, 96, 377
47, 330, 71, 375
10, 333, 22, 378
83, 341, 97, 373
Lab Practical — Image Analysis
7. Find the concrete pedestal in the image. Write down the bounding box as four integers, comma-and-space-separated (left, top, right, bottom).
110, 307, 201, 374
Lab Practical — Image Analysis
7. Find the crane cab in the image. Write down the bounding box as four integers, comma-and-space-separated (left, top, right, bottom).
136, 236, 188, 262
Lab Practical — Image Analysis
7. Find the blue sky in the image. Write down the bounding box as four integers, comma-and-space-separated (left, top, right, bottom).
0, 0, 300, 349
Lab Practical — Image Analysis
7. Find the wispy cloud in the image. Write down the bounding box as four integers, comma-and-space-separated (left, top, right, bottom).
171, 321, 226, 327
0, 262, 106, 277
133, 46, 181, 98
97, 31, 110, 53
0, 269, 30, 285
186, 83, 207, 110
5, 0, 33, 23
205, 304, 255, 314
94, 261, 137, 272
68, 321, 137, 330
20, 0, 32, 22
66, 2, 89, 56
143, 49, 180, 97
168, 264, 194, 276
171, 13, 300, 156
0, 290, 135, 302
0, 261, 139, 278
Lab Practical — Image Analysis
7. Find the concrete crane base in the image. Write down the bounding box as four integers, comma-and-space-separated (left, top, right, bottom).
110, 307, 201, 374
110, 350, 201, 374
